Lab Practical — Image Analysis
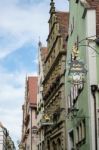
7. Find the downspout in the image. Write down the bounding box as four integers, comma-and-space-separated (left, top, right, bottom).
91, 85, 98, 150
30, 107, 32, 150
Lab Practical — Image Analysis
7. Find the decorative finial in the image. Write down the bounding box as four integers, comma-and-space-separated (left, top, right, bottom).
50, 0, 55, 14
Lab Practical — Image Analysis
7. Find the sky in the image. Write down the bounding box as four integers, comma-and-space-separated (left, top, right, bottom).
0, 0, 69, 148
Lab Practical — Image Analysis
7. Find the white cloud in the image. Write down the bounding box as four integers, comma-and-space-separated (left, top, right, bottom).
0, 108, 22, 144
0, 0, 69, 148
0, 0, 68, 59
0, 67, 37, 147
0, 0, 49, 59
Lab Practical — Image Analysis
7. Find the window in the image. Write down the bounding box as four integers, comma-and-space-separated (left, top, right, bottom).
98, 118, 99, 136
42, 141, 45, 150
67, 83, 84, 113
26, 145, 29, 150
38, 145, 39, 150
68, 130, 74, 150
57, 139, 62, 150
76, 119, 86, 147
81, 119, 86, 140
76, 127, 79, 144
35, 110, 37, 119
38, 63, 40, 74
53, 141, 57, 150
70, 16, 74, 35
67, 95, 71, 112
32, 126, 37, 134
79, 123, 82, 142
76, 0, 79, 3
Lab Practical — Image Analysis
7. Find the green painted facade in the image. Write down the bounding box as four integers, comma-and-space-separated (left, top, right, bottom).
65, 1, 99, 150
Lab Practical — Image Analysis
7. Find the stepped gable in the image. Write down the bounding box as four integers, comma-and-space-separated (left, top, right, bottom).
56, 11, 69, 48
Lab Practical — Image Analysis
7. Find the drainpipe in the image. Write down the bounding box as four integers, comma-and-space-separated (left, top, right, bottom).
91, 85, 98, 150
30, 107, 32, 150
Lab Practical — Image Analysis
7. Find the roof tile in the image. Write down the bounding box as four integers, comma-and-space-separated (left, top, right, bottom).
27, 76, 38, 105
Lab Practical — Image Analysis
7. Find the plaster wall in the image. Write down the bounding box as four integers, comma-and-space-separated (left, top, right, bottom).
65, 1, 96, 150
86, 9, 96, 150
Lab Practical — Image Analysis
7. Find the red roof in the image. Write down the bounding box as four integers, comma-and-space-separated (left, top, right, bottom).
27, 76, 38, 105
56, 11, 69, 38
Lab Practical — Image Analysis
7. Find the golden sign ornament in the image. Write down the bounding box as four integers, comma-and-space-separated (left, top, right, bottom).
43, 114, 50, 122
72, 43, 79, 60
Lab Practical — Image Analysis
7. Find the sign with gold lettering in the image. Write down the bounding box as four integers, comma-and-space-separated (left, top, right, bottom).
68, 60, 87, 84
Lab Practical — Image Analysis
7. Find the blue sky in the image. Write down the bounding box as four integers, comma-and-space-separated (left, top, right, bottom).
0, 0, 69, 148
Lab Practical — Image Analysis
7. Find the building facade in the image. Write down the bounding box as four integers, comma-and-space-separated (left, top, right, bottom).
42, 0, 69, 150
65, 0, 99, 150
0, 122, 15, 150
37, 42, 48, 150
21, 76, 38, 150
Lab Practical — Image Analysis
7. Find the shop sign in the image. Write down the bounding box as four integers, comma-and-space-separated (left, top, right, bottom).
40, 114, 53, 126
68, 60, 87, 84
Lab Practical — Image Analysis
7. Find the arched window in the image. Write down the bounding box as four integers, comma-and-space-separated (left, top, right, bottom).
47, 140, 50, 150
57, 138, 62, 150
52, 141, 57, 150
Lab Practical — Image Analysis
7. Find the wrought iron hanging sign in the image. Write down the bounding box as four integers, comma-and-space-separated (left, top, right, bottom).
68, 60, 87, 84
68, 43, 87, 84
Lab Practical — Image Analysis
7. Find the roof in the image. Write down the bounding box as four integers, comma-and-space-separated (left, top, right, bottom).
56, 11, 69, 46
47, 11, 69, 44
27, 76, 38, 105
